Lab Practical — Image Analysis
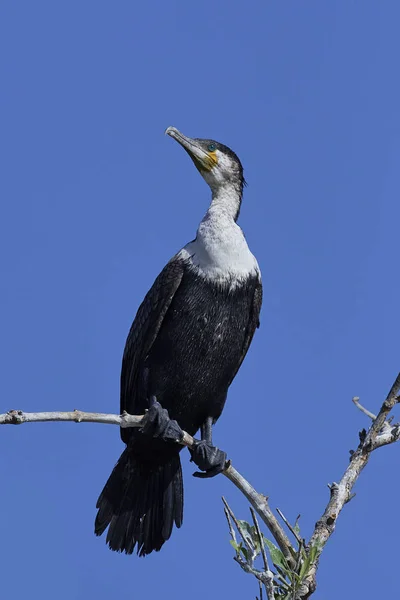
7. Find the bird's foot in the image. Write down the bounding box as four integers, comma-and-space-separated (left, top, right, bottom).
141, 399, 184, 443
190, 440, 228, 478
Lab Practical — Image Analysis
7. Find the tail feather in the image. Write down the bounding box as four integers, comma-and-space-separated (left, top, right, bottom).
95, 447, 183, 556
173, 464, 184, 527
162, 461, 174, 541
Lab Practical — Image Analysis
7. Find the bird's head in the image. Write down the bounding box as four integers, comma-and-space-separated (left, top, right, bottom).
165, 126, 245, 195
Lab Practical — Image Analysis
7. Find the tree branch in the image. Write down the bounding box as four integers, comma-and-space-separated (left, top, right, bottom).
300, 372, 400, 598
0, 409, 144, 427
0, 407, 294, 568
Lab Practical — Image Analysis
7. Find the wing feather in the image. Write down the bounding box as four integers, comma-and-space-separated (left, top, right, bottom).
228, 279, 263, 387
120, 257, 185, 443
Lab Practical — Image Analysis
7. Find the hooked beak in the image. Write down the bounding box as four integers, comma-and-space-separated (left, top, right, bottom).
165, 126, 217, 172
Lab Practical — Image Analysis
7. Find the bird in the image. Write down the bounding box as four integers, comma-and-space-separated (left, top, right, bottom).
94, 126, 262, 557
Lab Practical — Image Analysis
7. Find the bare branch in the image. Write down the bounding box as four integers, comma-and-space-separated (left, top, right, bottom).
223, 503, 237, 544
0, 409, 197, 445
0, 408, 144, 427
222, 496, 255, 558
250, 507, 269, 572
310, 372, 400, 549
352, 396, 376, 420
0, 407, 294, 567
276, 508, 302, 546
299, 372, 400, 598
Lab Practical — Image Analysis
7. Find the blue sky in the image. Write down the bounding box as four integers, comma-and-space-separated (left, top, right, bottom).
1, 1, 399, 598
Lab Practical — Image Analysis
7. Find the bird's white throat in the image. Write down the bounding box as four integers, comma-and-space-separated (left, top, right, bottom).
179, 183, 260, 284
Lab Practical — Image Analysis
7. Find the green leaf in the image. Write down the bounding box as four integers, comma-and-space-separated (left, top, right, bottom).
275, 564, 290, 580
264, 538, 289, 572
291, 571, 301, 584
308, 543, 321, 563
299, 552, 313, 580
230, 540, 240, 553
241, 546, 249, 561
248, 526, 262, 555
299, 543, 321, 580
293, 515, 300, 537
237, 519, 253, 542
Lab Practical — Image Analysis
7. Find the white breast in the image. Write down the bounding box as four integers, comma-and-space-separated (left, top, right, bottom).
178, 215, 260, 286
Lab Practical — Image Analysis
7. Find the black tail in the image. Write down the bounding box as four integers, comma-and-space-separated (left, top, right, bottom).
95, 448, 183, 556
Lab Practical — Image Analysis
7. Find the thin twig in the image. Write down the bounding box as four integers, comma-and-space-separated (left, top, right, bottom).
294, 538, 304, 573
258, 580, 263, 600
292, 538, 305, 600
352, 397, 376, 420
276, 508, 302, 545
222, 496, 254, 556
250, 507, 275, 600
250, 507, 269, 571
223, 504, 237, 544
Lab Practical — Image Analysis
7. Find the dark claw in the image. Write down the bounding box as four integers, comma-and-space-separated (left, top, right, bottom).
192, 465, 225, 479
189, 439, 227, 478
141, 400, 183, 442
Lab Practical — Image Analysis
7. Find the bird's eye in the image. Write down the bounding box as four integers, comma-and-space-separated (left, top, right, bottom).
207, 143, 216, 152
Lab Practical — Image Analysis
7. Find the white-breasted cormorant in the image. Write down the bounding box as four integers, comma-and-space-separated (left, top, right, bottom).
95, 127, 262, 556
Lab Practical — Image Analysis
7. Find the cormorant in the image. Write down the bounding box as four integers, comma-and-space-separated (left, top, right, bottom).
95, 127, 262, 556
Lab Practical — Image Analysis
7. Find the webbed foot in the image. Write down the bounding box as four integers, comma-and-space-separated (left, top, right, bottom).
141, 398, 183, 443
189, 440, 228, 478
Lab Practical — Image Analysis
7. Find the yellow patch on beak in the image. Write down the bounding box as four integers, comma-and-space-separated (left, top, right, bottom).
190, 150, 218, 173
202, 151, 218, 171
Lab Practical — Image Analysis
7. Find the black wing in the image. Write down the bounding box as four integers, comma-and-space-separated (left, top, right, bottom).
228, 279, 263, 387
120, 257, 185, 443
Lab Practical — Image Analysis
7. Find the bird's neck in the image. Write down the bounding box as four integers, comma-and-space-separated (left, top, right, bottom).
203, 182, 242, 224
187, 180, 257, 283
195, 181, 245, 260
